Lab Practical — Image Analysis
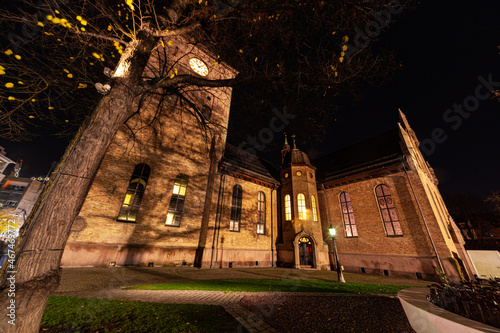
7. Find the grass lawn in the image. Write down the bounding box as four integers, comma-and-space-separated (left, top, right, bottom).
40, 296, 242, 333
125, 278, 413, 294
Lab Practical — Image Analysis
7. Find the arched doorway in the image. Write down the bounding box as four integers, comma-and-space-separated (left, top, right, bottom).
298, 236, 314, 267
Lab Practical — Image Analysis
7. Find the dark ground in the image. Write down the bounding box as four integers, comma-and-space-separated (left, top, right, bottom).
240, 294, 415, 333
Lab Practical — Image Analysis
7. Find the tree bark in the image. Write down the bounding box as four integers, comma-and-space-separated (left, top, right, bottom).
0, 31, 158, 333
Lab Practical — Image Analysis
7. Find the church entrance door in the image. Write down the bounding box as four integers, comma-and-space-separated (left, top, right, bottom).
298, 236, 314, 267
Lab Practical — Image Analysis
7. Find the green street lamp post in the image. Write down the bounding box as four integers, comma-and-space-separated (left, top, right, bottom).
329, 225, 346, 283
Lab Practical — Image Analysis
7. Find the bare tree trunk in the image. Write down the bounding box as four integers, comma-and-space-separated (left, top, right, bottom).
0, 32, 158, 333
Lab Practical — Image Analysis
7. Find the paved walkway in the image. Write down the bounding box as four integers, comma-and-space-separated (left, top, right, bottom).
55, 267, 426, 332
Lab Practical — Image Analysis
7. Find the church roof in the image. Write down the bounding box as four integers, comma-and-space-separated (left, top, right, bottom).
220, 144, 280, 186
282, 148, 313, 167
313, 128, 404, 182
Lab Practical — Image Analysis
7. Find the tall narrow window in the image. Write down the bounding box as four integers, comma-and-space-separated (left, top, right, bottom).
340, 192, 358, 237
117, 163, 150, 222
375, 185, 403, 236
284, 194, 292, 221
230, 185, 242, 232
297, 193, 306, 220
165, 175, 189, 226
257, 191, 266, 234
311, 195, 318, 222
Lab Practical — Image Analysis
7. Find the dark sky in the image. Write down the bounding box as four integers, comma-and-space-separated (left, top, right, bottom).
1, 0, 499, 196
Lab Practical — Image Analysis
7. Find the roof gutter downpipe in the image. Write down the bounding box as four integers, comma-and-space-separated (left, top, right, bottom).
401, 158, 444, 274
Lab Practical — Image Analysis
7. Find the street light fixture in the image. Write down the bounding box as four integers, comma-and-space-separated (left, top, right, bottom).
329, 224, 346, 283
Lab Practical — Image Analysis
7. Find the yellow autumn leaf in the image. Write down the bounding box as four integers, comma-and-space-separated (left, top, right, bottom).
5, 82, 14, 88
78, 83, 87, 89
125, 0, 134, 10
80, 27, 86, 31
48, 106, 54, 110
92, 52, 101, 59
342, 35, 349, 42
81, 19, 87, 25
46, 15, 53, 20
76, 16, 82, 21
108, 25, 113, 31
342, 45, 348, 51
8, 96, 15, 101
5, 49, 13, 55
65, 119, 69, 122
168, 40, 173, 46
52, 17, 61, 24
31, 99, 36, 102
15, 55, 21, 60
339, 57, 344, 63
239, 49, 243, 53
17, 81, 23, 85
0, 71, 5, 75
29, 115, 35, 118
255, 57, 258, 62
67, 74, 73, 78
37, 22, 44, 27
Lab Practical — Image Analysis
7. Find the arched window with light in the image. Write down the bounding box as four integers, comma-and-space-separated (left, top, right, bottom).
311, 195, 319, 222
340, 192, 358, 237
284, 194, 292, 221
375, 184, 403, 236
297, 193, 306, 220
257, 191, 266, 234
117, 163, 150, 222
165, 174, 189, 226
230, 185, 242, 232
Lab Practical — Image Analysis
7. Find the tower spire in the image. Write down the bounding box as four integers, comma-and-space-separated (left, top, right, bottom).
291, 134, 297, 149
281, 133, 292, 165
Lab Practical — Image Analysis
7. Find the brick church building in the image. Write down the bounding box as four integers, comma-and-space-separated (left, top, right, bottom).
61, 37, 475, 282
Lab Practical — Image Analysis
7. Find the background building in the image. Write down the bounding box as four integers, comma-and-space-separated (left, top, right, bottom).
0, 147, 14, 183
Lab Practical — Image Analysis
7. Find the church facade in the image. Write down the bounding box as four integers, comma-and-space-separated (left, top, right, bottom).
61, 38, 475, 282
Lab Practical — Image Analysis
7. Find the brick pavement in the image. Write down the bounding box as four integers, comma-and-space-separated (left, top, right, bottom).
55, 267, 426, 332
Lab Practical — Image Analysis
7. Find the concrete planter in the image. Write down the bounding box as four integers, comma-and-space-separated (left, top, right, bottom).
398, 288, 500, 333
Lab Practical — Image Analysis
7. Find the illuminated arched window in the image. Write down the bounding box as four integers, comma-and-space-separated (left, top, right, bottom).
230, 185, 242, 232
284, 194, 292, 221
375, 185, 403, 236
297, 193, 306, 220
340, 192, 358, 237
117, 163, 150, 222
165, 174, 189, 226
257, 191, 266, 234
311, 195, 318, 222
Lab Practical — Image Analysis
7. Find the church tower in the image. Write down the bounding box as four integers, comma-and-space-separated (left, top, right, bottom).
277, 135, 329, 269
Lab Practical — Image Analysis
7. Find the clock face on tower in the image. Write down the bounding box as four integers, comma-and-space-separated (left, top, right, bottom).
284, 173, 289, 178
189, 58, 209, 76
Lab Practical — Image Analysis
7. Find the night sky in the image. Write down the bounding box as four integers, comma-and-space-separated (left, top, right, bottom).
1, 0, 499, 197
